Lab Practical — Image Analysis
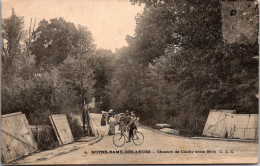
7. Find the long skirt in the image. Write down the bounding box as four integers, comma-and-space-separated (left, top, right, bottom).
108, 122, 116, 135
101, 117, 106, 126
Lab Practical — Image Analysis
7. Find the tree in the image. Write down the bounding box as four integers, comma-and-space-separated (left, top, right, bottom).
31, 18, 78, 68
105, 0, 258, 131
58, 54, 95, 105
1, 8, 25, 75
91, 49, 115, 110
31, 18, 96, 103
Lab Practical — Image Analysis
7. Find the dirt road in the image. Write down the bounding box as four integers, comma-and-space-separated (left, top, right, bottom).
15, 113, 258, 164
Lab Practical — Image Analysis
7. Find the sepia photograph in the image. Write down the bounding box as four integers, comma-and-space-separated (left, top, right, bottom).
1, 0, 259, 164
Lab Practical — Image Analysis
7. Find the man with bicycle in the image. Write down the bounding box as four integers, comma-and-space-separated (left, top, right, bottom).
113, 110, 143, 147
125, 111, 137, 143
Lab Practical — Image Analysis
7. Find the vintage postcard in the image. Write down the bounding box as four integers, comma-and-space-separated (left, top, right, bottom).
1, 0, 259, 164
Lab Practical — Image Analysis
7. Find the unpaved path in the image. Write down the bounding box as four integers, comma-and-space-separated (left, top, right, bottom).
15, 113, 258, 164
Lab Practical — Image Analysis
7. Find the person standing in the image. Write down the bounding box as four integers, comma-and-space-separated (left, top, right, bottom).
119, 113, 126, 132
105, 112, 110, 124
108, 113, 116, 135
107, 109, 113, 124
115, 113, 120, 124
125, 110, 130, 132
101, 113, 106, 126
126, 111, 137, 143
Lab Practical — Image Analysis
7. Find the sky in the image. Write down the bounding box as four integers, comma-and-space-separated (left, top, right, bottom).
2, 0, 144, 51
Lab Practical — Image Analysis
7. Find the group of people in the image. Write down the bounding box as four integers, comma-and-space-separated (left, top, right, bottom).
101, 109, 138, 143
100, 109, 115, 126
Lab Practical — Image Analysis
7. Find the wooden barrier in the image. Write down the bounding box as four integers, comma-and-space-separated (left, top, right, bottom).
203, 110, 236, 138
1, 112, 38, 163
49, 114, 74, 145
226, 114, 258, 140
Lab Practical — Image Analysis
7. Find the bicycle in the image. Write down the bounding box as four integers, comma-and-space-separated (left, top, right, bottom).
113, 127, 144, 147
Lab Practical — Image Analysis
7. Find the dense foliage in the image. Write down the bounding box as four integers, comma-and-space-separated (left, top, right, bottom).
1, 1, 258, 134
1, 10, 99, 142
105, 0, 259, 131
1, 9, 25, 78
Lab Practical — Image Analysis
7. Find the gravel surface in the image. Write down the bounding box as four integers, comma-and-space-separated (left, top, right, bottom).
15, 113, 259, 164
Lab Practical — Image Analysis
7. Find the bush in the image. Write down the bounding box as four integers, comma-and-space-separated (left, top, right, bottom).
33, 126, 58, 150
2, 71, 84, 149
28, 110, 57, 150
67, 115, 84, 140
1, 72, 80, 116
29, 112, 85, 150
